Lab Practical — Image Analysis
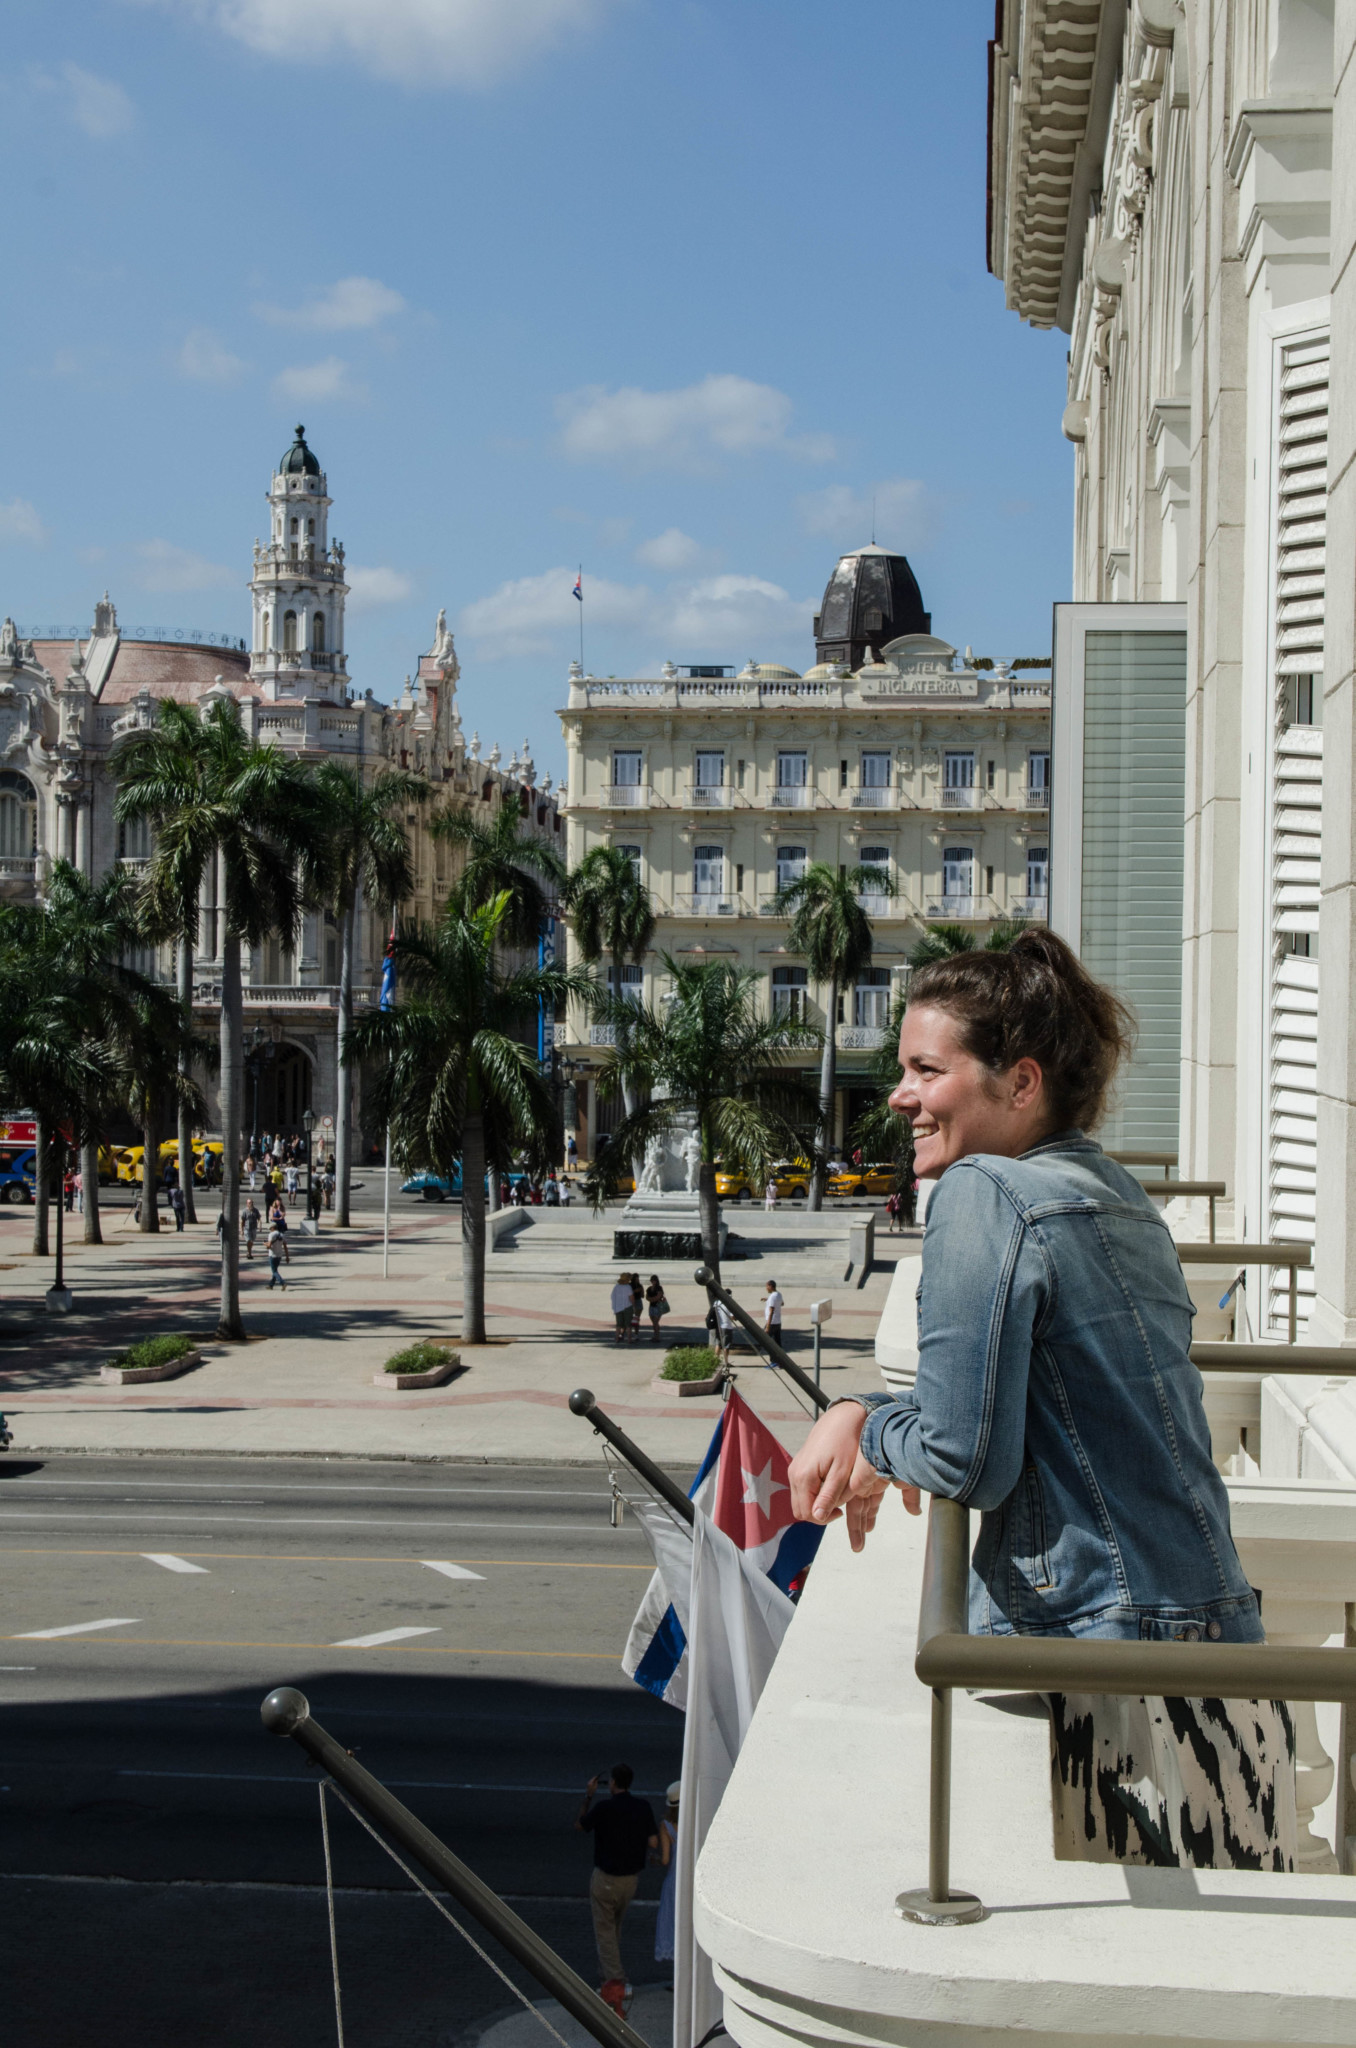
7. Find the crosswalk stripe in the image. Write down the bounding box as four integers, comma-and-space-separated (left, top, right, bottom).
421, 1560, 486, 1581
142, 1554, 211, 1574
331, 1626, 441, 1648
16, 1618, 141, 1640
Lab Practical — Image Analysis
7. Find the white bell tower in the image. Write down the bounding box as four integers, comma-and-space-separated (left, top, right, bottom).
249, 425, 349, 702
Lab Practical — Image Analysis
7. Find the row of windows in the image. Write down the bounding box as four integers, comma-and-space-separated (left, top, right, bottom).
0, 770, 37, 858
613, 841, 1049, 900
605, 961, 895, 1028
611, 748, 1051, 790
261, 609, 328, 654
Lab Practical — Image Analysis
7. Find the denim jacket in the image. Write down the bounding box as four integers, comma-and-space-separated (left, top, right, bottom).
858, 1133, 1263, 1643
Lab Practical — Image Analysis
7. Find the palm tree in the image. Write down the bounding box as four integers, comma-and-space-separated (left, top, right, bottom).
111, 978, 208, 1235
561, 844, 656, 1141
772, 861, 890, 1210
847, 992, 917, 1219
116, 697, 319, 1340
345, 891, 585, 1344
584, 957, 820, 1281
309, 763, 428, 1227
908, 917, 1027, 967
430, 795, 566, 949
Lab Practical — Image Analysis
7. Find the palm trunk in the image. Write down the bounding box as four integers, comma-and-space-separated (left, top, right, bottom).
177, 935, 198, 1224
335, 896, 354, 1226
613, 947, 639, 1176
698, 1158, 722, 1286
461, 1107, 487, 1345
32, 1116, 49, 1256
809, 973, 839, 1212
139, 1111, 160, 1233
218, 930, 245, 1341
52, 1131, 66, 1292
81, 1135, 102, 1244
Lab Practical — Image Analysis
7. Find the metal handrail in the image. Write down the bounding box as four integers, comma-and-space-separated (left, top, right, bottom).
1107, 1148, 1178, 1174
1176, 1241, 1312, 1343
568, 1390, 696, 1523
694, 1265, 830, 1412
900, 1495, 1356, 1926
1192, 1341, 1355, 1377
261, 1687, 650, 2048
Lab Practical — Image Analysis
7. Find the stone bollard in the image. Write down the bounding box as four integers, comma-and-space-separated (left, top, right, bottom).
847, 1214, 874, 1286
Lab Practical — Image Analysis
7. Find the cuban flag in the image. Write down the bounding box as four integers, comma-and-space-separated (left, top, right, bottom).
622, 1389, 821, 1707
572, 571, 583, 602
378, 926, 396, 1012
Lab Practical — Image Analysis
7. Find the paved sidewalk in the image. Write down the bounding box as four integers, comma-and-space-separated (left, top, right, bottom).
0, 1203, 903, 1468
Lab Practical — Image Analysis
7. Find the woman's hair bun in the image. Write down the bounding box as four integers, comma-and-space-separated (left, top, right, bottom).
906, 928, 1135, 1131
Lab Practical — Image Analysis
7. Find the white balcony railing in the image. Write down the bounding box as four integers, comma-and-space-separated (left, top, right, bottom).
677, 893, 740, 916
0, 855, 39, 879
589, 1024, 617, 1046
758, 894, 790, 916
850, 787, 897, 808
686, 783, 733, 807
924, 895, 990, 920
854, 892, 901, 917
939, 786, 981, 809
768, 785, 813, 808
838, 1025, 887, 1050
1010, 895, 1048, 918
602, 783, 649, 807
1024, 785, 1050, 808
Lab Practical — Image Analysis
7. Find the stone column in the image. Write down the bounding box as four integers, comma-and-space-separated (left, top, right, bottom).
74, 794, 89, 875
1309, 0, 1356, 1341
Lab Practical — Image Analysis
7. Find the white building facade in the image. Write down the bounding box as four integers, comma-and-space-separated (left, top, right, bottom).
556, 548, 1051, 1158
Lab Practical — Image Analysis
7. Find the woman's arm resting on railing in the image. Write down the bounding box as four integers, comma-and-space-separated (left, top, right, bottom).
788, 1401, 920, 1547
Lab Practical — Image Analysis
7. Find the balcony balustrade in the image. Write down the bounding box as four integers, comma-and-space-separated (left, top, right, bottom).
0, 855, 38, 880
1024, 784, 1050, 808
923, 894, 991, 920
1009, 895, 1048, 918
850, 787, 898, 809
855, 891, 904, 917
939, 785, 982, 809
602, 783, 649, 807
589, 1024, 617, 1047
768, 785, 813, 808
675, 892, 740, 916
686, 783, 734, 808
837, 1024, 887, 1050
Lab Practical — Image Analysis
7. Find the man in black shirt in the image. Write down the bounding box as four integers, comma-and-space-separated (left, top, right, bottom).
576, 1762, 659, 2001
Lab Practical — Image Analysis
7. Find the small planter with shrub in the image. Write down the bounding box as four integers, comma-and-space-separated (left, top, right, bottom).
101, 1333, 203, 1386
375, 1341, 463, 1390
652, 1345, 728, 1399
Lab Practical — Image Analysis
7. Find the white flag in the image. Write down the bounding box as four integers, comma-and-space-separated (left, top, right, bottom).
673, 1507, 794, 2048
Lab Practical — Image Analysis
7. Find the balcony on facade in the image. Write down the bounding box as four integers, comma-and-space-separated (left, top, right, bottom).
685, 782, 735, 808
767, 785, 814, 809
837, 1024, 888, 1051
602, 783, 651, 808
937, 785, 983, 810
0, 854, 38, 883
1023, 783, 1050, 809
673, 892, 742, 917
1009, 894, 1049, 919
849, 786, 900, 809
923, 893, 995, 920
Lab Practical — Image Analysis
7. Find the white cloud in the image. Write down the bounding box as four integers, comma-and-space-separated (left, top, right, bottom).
131, 0, 618, 88
0, 500, 48, 545
254, 276, 406, 331
270, 356, 364, 403
797, 477, 931, 550
459, 565, 813, 663
347, 566, 414, 609
556, 374, 835, 470
635, 527, 702, 572
136, 540, 234, 593
177, 327, 248, 384
31, 62, 136, 137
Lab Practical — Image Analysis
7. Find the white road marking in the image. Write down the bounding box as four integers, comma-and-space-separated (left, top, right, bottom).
0, 1513, 613, 1535
15, 1618, 140, 1640
5, 1478, 605, 1499
330, 1626, 441, 1649
141, 1554, 210, 1574
117, 1769, 665, 1793
0, 1666, 37, 1671
422, 1560, 485, 1581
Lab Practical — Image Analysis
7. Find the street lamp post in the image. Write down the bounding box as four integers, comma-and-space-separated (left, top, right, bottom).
302, 1105, 319, 1225
245, 1025, 266, 1158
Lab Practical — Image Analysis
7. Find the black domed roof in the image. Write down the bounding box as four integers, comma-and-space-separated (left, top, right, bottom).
279, 425, 321, 478
813, 546, 929, 669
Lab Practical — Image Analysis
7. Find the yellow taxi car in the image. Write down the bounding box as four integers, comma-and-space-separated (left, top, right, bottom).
827, 1163, 898, 1199
116, 1139, 224, 1185
715, 1160, 813, 1202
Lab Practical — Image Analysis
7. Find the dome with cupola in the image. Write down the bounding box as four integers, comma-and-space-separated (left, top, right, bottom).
813, 545, 929, 670
278, 425, 321, 478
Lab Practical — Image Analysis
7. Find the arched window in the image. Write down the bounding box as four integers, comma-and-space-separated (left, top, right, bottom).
307, 518, 315, 538
693, 844, 724, 900
261, 612, 271, 653
853, 966, 891, 1029
858, 846, 889, 897
118, 813, 153, 861
942, 845, 975, 905
290, 517, 299, 536
311, 611, 325, 653
0, 771, 37, 858
283, 611, 297, 653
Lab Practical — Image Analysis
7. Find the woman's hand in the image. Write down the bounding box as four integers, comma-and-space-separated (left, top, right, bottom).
789, 1403, 870, 1526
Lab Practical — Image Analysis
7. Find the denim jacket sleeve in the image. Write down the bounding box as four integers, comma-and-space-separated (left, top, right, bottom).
857, 1160, 1050, 1510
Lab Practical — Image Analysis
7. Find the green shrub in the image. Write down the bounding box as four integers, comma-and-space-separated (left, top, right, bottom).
383, 1341, 459, 1376
108, 1332, 197, 1371
660, 1346, 723, 1382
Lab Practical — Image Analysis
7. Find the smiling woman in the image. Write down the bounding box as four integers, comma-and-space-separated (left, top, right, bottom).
789, 929, 1299, 1873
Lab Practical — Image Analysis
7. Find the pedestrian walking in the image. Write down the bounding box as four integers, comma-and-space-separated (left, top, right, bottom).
711, 1293, 736, 1366
269, 1198, 290, 1262
885, 1188, 902, 1234
764, 1176, 777, 1212
566, 1133, 578, 1170
245, 1153, 257, 1191
644, 1274, 669, 1343
266, 1227, 287, 1289
74, 1169, 83, 1215
576, 1764, 659, 2009
560, 1176, 574, 1207
241, 1197, 261, 1260
763, 1279, 784, 1344
610, 1275, 634, 1344
63, 1168, 75, 1213
284, 1163, 299, 1208
544, 1175, 560, 1207
629, 1272, 644, 1341
170, 1184, 186, 1232
654, 1782, 679, 1970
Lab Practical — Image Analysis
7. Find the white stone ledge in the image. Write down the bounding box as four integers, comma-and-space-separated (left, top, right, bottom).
694, 1503, 1356, 2048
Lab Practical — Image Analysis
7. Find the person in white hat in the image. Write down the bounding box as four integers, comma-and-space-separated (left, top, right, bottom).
655, 1781, 680, 1969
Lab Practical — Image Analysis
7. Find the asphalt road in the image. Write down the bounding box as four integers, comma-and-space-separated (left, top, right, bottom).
0, 1454, 685, 2048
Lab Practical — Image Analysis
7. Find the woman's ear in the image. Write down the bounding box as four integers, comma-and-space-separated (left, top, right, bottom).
1010, 1056, 1044, 1110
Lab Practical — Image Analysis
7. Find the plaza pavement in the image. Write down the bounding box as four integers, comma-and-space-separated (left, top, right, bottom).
0, 1199, 907, 1469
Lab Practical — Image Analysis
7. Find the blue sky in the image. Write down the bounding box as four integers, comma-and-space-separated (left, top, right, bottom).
3, 0, 1072, 775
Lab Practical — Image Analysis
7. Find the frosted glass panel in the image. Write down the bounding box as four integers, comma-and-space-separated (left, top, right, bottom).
1081, 630, 1186, 1149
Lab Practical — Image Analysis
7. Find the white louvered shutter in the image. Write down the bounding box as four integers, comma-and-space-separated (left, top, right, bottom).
1266, 334, 1328, 1330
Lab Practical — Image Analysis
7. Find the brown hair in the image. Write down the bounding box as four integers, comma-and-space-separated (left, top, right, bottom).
906, 929, 1135, 1132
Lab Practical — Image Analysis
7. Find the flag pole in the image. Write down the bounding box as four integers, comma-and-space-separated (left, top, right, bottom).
578, 564, 584, 671
382, 1119, 392, 1279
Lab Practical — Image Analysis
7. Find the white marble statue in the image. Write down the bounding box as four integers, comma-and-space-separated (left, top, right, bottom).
639, 1135, 664, 1195
683, 1127, 702, 1194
